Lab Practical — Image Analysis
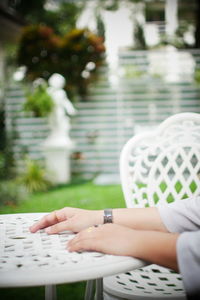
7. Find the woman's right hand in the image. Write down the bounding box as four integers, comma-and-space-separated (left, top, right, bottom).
29, 207, 103, 234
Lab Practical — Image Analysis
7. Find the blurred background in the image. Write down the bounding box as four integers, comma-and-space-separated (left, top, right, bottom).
1, 0, 200, 187
0, 0, 200, 299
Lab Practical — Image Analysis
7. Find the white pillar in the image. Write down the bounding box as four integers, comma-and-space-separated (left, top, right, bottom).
102, 2, 134, 68
42, 136, 73, 185
43, 147, 71, 184
165, 0, 178, 37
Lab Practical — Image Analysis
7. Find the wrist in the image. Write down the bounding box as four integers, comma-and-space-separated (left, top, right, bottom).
94, 209, 114, 225
94, 210, 104, 225
112, 208, 127, 225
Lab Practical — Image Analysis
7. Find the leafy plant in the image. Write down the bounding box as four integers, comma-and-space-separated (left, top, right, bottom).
0, 127, 17, 180
18, 159, 52, 193
60, 28, 105, 96
194, 68, 200, 84
13, 0, 84, 36
0, 180, 28, 206
24, 83, 54, 117
17, 25, 105, 99
17, 25, 61, 81
0, 152, 5, 179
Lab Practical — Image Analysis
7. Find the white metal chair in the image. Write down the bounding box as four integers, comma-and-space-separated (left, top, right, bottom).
103, 112, 200, 300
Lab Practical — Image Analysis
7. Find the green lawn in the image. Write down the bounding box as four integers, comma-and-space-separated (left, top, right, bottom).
0, 180, 125, 300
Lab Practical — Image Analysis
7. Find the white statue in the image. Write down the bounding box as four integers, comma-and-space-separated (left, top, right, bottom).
42, 73, 77, 184
46, 73, 76, 146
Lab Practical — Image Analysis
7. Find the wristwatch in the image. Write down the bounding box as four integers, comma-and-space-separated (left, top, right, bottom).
103, 209, 113, 223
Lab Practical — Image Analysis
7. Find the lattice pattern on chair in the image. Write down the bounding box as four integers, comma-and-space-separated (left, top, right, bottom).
104, 113, 200, 300
148, 145, 200, 206
121, 114, 200, 208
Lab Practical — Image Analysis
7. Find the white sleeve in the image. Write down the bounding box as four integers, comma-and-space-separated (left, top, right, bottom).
177, 230, 200, 297
157, 196, 200, 233
157, 196, 200, 297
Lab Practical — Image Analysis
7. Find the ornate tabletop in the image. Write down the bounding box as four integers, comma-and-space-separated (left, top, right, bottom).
0, 213, 146, 288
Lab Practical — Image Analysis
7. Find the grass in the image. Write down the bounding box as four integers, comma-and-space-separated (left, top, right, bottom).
0, 180, 125, 300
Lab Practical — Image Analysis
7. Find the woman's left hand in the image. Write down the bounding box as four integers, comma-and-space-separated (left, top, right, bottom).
67, 223, 179, 273
67, 223, 138, 257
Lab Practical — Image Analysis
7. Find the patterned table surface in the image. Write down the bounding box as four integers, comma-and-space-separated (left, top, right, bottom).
0, 213, 146, 287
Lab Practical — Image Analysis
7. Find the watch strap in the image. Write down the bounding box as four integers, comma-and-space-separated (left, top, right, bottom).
103, 209, 113, 224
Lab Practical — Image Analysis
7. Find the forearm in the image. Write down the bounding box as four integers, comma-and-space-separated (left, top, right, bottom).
30, 206, 168, 234
111, 207, 168, 232
131, 230, 179, 272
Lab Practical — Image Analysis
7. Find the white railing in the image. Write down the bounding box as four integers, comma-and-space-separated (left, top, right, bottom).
5, 49, 200, 178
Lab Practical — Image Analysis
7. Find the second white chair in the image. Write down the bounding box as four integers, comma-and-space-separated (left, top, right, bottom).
103, 112, 200, 300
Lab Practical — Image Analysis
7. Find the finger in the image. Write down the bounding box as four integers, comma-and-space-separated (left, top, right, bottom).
45, 219, 74, 234
67, 233, 81, 248
68, 239, 94, 252
30, 209, 66, 232
68, 234, 97, 252
67, 228, 98, 251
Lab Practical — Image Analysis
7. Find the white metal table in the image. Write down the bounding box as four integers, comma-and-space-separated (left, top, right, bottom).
0, 213, 146, 300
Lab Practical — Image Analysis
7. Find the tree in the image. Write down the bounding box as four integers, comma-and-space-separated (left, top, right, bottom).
13, 0, 85, 36
17, 25, 105, 98
194, 0, 200, 48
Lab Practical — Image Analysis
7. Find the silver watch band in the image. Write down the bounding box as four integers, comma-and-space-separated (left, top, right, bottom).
103, 209, 113, 224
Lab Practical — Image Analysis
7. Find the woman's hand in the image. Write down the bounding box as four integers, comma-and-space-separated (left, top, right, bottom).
30, 206, 168, 235
67, 223, 179, 272
29, 207, 103, 234
67, 223, 137, 256
30, 209, 179, 271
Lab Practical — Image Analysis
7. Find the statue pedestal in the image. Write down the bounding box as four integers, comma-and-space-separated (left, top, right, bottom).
42, 134, 74, 184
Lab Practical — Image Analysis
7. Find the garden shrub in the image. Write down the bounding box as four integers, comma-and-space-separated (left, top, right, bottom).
17, 25, 105, 99
18, 159, 52, 193
0, 181, 27, 206
194, 68, 200, 84
0, 140, 16, 180
0, 152, 5, 179
17, 25, 60, 81
24, 82, 54, 117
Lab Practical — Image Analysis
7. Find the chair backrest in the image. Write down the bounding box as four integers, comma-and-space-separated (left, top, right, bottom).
120, 112, 200, 208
